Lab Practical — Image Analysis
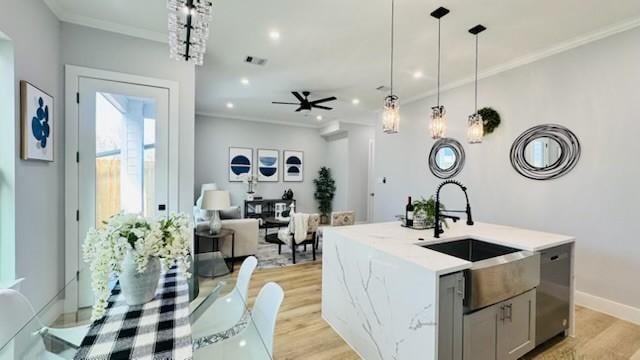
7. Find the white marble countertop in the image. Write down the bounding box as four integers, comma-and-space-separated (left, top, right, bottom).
323, 221, 575, 275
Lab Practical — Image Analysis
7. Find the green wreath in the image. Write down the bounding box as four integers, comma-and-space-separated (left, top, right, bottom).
478, 107, 501, 135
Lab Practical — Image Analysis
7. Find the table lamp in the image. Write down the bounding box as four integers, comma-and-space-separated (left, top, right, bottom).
202, 190, 230, 235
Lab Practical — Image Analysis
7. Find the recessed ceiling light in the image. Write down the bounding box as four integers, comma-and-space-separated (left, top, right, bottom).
352, 98, 360, 105
316, 115, 323, 121
269, 30, 280, 40
226, 102, 234, 109
240, 77, 249, 85
413, 71, 424, 79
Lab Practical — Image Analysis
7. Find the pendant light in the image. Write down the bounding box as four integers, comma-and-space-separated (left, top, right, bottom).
467, 24, 486, 144
382, 0, 400, 134
429, 7, 450, 139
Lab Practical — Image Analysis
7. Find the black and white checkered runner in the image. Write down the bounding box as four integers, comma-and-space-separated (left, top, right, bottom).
75, 266, 192, 360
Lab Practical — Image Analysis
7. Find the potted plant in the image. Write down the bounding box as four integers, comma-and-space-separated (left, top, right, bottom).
313, 167, 336, 224
83, 213, 191, 319
412, 196, 446, 228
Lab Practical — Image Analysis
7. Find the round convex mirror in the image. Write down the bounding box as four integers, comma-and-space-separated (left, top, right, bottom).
523, 137, 563, 169
429, 138, 465, 179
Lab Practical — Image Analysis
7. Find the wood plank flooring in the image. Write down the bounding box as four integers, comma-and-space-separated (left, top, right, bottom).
213, 261, 640, 359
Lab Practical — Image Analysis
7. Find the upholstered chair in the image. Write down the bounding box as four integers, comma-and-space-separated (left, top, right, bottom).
277, 213, 320, 264
316, 210, 356, 249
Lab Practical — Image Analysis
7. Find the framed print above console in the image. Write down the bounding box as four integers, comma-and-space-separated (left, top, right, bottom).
257, 148, 279, 182
229, 147, 253, 182
283, 150, 303, 182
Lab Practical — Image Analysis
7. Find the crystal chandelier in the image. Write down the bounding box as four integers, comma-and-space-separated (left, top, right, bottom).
383, 95, 400, 134
467, 24, 486, 144
382, 0, 400, 134
167, 0, 213, 66
429, 7, 449, 139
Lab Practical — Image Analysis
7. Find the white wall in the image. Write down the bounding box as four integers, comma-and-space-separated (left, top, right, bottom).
194, 116, 329, 213
373, 27, 640, 315
326, 134, 349, 212
59, 23, 196, 216
0, 0, 63, 310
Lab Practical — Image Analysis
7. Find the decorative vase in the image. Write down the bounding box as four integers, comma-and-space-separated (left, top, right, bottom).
119, 251, 161, 306
286, 189, 294, 200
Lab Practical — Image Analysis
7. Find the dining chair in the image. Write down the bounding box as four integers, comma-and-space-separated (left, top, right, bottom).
191, 256, 258, 340
316, 210, 356, 250
194, 282, 284, 359
0, 289, 85, 359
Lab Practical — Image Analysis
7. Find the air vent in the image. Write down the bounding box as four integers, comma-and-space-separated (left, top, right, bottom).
376, 85, 390, 92
245, 56, 268, 66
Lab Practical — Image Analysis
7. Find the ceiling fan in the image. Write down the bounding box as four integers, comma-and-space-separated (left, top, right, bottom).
272, 91, 337, 112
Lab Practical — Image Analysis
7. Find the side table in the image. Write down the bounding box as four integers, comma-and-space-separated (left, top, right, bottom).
194, 228, 235, 277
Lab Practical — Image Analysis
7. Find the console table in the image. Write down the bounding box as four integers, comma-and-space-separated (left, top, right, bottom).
244, 198, 296, 227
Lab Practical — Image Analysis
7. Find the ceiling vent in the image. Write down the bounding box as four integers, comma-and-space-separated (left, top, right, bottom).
376, 85, 390, 92
245, 56, 268, 66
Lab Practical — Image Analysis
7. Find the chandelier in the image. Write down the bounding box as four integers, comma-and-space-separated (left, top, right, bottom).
429, 7, 449, 139
382, 0, 400, 134
467, 24, 487, 144
167, 0, 213, 66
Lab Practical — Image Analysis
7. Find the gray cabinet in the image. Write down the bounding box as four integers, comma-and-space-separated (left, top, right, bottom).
463, 289, 536, 360
438, 272, 464, 360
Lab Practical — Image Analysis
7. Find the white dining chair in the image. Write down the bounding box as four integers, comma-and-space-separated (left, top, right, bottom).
194, 282, 284, 359
191, 256, 258, 340
0, 289, 85, 359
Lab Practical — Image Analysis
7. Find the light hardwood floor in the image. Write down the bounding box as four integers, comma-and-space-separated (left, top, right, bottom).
225, 261, 640, 360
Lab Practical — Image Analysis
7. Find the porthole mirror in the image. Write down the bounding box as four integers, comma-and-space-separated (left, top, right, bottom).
510, 124, 580, 180
429, 138, 465, 179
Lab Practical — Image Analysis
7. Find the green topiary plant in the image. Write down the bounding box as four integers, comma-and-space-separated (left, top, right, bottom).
313, 167, 336, 223
412, 196, 447, 227
478, 107, 501, 135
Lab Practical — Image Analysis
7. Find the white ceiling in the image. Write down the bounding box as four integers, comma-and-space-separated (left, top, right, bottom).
46, 0, 640, 126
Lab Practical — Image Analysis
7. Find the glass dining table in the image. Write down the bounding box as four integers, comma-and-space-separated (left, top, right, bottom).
0, 259, 271, 360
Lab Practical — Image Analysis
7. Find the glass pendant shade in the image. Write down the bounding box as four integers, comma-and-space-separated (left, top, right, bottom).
167, 0, 213, 66
467, 113, 483, 144
383, 95, 400, 134
430, 105, 447, 139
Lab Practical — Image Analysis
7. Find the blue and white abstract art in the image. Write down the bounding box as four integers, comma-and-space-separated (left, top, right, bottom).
283, 150, 303, 182
229, 147, 253, 182
258, 149, 279, 182
21, 81, 54, 161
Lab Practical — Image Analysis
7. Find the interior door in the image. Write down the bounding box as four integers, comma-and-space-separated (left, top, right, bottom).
77, 77, 169, 308
367, 138, 375, 222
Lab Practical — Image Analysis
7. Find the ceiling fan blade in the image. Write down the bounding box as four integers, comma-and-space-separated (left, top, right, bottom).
309, 96, 337, 105
313, 105, 333, 110
272, 102, 300, 105
295, 107, 304, 112
292, 91, 305, 102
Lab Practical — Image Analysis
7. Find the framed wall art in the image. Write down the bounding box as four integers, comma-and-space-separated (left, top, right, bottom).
257, 149, 279, 182
283, 150, 303, 182
229, 147, 253, 182
21, 80, 54, 161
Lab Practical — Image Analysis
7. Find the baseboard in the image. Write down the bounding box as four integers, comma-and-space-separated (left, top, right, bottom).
575, 291, 640, 325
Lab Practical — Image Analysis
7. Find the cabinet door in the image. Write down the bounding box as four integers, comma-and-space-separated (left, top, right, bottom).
497, 289, 536, 360
463, 303, 498, 360
438, 272, 464, 360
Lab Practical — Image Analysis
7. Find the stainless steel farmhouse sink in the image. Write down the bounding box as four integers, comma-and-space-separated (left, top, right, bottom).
422, 238, 540, 312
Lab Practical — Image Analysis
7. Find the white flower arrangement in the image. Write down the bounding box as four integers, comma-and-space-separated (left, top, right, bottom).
83, 212, 192, 319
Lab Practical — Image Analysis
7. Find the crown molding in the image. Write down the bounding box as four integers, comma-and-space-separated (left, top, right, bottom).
196, 111, 376, 130
403, 16, 640, 105
196, 112, 322, 129
44, 0, 167, 43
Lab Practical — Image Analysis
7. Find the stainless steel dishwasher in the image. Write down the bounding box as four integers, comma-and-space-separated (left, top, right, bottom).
536, 243, 572, 346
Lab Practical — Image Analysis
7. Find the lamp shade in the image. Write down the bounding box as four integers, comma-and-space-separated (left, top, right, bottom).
201, 190, 230, 211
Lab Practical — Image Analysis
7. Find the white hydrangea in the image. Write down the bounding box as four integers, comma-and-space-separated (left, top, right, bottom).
83, 212, 192, 320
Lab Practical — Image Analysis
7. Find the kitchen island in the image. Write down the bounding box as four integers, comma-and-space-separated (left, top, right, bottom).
321, 222, 575, 360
